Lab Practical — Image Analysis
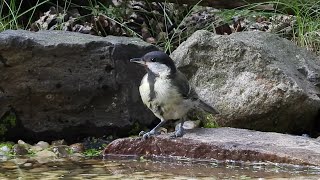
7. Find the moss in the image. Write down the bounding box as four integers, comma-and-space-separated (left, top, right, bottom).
202, 114, 219, 128
189, 110, 219, 128
0, 111, 17, 137
27, 149, 37, 157
0, 141, 15, 156
0, 141, 14, 149
83, 148, 102, 157
82, 142, 108, 157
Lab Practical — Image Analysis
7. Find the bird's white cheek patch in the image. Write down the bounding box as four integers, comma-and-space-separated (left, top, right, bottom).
146, 62, 171, 76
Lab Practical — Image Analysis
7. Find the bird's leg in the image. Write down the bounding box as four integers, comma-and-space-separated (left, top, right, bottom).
139, 119, 167, 140
171, 117, 185, 138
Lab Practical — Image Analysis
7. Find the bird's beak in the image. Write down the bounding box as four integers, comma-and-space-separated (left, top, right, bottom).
130, 58, 145, 65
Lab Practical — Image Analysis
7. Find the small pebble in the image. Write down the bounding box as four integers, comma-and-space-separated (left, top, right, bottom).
175, 120, 200, 131
23, 162, 33, 167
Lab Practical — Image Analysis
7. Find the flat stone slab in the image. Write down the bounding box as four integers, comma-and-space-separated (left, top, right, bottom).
104, 128, 320, 166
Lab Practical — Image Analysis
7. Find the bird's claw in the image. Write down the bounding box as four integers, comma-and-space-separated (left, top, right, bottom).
139, 131, 151, 139
138, 131, 146, 137
142, 132, 151, 139
139, 130, 160, 140
170, 127, 185, 139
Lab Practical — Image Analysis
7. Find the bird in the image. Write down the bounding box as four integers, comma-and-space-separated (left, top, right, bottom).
130, 51, 219, 139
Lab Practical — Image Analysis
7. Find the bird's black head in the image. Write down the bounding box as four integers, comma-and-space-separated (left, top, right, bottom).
130, 51, 176, 76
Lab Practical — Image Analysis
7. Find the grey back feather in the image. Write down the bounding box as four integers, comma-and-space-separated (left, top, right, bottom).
171, 71, 198, 100
172, 71, 219, 115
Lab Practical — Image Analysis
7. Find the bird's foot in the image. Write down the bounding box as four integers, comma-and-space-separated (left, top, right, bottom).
170, 127, 185, 139
139, 130, 160, 140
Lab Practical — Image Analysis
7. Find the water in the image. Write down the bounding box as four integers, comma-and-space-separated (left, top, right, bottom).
1, 157, 320, 179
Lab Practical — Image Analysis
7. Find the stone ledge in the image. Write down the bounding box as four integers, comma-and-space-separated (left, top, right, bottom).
104, 128, 320, 166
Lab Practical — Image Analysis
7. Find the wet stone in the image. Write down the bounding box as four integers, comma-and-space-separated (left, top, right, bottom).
104, 128, 320, 166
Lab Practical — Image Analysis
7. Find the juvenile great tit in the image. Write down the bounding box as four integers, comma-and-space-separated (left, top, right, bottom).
130, 51, 219, 139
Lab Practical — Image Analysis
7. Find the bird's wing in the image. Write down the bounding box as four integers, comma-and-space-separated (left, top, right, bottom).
172, 71, 219, 114
171, 71, 198, 100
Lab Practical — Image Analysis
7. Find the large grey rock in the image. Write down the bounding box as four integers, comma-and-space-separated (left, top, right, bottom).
0, 30, 157, 141
104, 128, 320, 166
171, 30, 320, 135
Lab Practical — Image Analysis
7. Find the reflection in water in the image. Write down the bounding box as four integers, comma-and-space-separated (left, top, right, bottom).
0, 157, 320, 179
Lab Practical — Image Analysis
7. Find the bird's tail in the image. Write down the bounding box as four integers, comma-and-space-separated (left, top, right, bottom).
197, 100, 219, 114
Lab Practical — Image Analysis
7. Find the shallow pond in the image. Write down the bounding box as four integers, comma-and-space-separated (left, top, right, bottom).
1, 156, 320, 179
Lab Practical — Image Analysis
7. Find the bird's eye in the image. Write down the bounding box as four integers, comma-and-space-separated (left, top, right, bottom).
151, 58, 156, 62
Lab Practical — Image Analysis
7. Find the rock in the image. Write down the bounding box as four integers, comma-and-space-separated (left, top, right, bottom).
35, 141, 50, 150
171, 30, 320, 135
12, 158, 28, 165
30, 146, 43, 152
1, 161, 16, 169
13, 144, 28, 156
104, 128, 320, 166
70, 143, 85, 153
0, 145, 11, 156
17, 140, 31, 149
175, 120, 200, 131
51, 139, 67, 146
23, 162, 33, 167
34, 149, 56, 163
0, 156, 9, 161
35, 149, 56, 158
69, 153, 85, 161
0, 30, 158, 142
52, 146, 69, 158
0, 145, 11, 153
